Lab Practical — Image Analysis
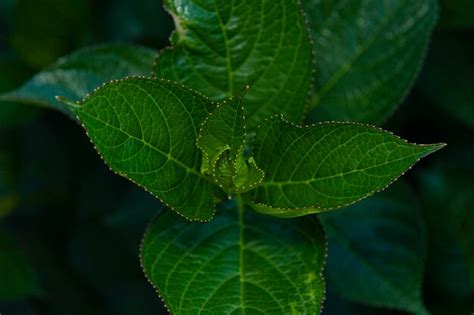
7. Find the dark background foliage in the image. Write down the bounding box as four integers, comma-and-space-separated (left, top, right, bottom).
0, 0, 472, 314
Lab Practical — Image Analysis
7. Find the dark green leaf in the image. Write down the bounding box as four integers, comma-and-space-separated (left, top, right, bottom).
439, 0, 474, 29
418, 167, 474, 299
11, 0, 92, 68
70, 77, 217, 221
321, 182, 428, 315
418, 32, 474, 129
0, 53, 40, 128
248, 116, 444, 217
0, 227, 42, 301
154, 0, 314, 128
141, 200, 326, 314
303, 0, 438, 123
0, 44, 157, 115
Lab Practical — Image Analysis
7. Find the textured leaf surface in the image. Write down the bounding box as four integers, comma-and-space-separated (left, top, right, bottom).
197, 94, 264, 192
71, 78, 217, 221
154, 0, 313, 128
198, 96, 246, 175
321, 182, 428, 315
248, 116, 443, 217
303, 0, 438, 123
0, 227, 42, 301
141, 201, 326, 314
0, 44, 156, 114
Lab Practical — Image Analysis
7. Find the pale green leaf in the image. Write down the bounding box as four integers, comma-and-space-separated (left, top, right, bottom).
141, 200, 326, 314
303, 0, 438, 123
197, 96, 246, 175
70, 77, 217, 221
321, 182, 428, 315
0, 44, 156, 115
248, 116, 444, 217
154, 0, 314, 128
0, 227, 42, 301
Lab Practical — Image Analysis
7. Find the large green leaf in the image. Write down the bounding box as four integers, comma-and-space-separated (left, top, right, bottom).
69, 77, 217, 221
248, 116, 444, 217
0, 227, 42, 301
141, 200, 326, 314
154, 0, 314, 128
303, 0, 438, 123
320, 182, 428, 315
0, 44, 156, 115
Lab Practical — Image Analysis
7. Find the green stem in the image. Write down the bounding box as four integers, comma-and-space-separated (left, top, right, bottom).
236, 194, 245, 312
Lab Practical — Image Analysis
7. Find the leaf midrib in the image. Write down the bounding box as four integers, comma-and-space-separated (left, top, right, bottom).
79, 110, 203, 178
212, 0, 234, 96
261, 151, 423, 187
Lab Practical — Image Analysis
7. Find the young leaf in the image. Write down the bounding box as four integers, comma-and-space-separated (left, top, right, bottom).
0, 227, 42, 301
154, 0, 314, 128
321, 182, 428, 315
69, 77, 217, 221
0, 44, 156, 115
248, 116, 444, 217
197, 96, 246, 176
302, 0, 438, 124
197, 92, 264, 193
141, 201, 326, 314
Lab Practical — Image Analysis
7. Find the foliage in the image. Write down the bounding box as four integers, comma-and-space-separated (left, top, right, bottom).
1, 0, 472, 314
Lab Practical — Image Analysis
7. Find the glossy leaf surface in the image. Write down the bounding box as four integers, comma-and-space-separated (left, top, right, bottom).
141, 202, 326, 314
249, 116, 444, 217
0, 44, 156, 115
71, 78, 217, 221
154, 0, 313, 128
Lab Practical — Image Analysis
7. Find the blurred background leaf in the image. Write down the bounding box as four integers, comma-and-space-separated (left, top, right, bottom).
0, 226, 42, 301
320, 182, 428, 315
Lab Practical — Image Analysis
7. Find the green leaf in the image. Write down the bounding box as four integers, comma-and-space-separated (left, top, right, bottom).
248, 116, 444, 217
70, 77, 217, 221
141, 199, 326, 314
0, 53, 41, 128
154, 0, 314, 128
197, 91, 264, 193
418, 32, 474, 129
303, 0, 438, 123
197, 96, 246, 176
0, 44, 157, 115
11, 0, 93, 68
418, 167, 474, 299
0, 226, 42, 301
321, 182, 428, 315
